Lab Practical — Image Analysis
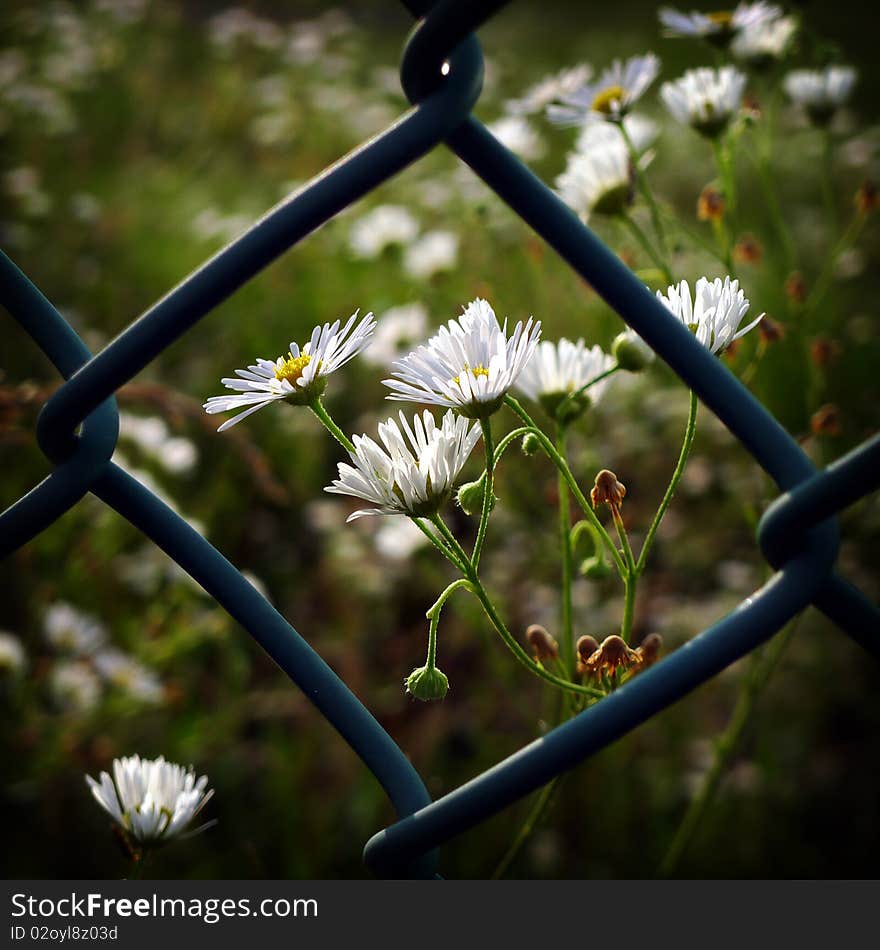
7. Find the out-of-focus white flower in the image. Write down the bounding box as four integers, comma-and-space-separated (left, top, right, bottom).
44, 603, 106, 655
575, 114, 658, 157
661, 66, 747, 137
348, 205, 419, 259
556, 139, 632, 220
384, 298, 541, 418
70, 192, 102, 224
373, 518, 429, 560
486, 115, 545, 160
51, 662, 101, 712
659, 2, 780, 42
505, 64, 593, 115
784, 66, 857, 125
655, 276, 763, 353
119, 413, 168, 454
3, 166, 51, 217
93, 649, 164, 704
93, 0, 149, 25
516, 339, 616, 418
204, 311, 376, 430
402, 230, 459, 279
157, 438, 198, 475
548, 54, 660, 125
361, 303, 429, 367
0, 631, 26, 676
86, 755, 213, 845
730, 14, 798, 65
208, 9, 283, 52
325, 410, 481, 521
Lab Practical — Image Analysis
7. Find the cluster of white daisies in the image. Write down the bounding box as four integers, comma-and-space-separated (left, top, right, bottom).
204, 280, 763, 525
541, 2, 857, 221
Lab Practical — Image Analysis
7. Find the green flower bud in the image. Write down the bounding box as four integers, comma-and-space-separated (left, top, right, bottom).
521, 431, 542, 456
612, 331, 654, 373
579, 554, 612, 579
405, 665, 449, 701
456, 472, 497, 516
539, 390, 591, 423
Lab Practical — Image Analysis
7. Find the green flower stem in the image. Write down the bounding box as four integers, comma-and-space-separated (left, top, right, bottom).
620, 570, 637, 644
636, 389, 699, 576
309, 399, 355, 454
659, 205, 731, 270
620, 119, 670, 260
804, 210, 866, 322
490, 776, 561, 879
555, 364, 622, 420
744, 142, 797, 274
423, 580, 472, 672
619, 212, 673, 285
412, 518, 470, 575
659, 616, 800, 877
493, 426, 538, 463
472, 418, 495, 569
821, 129, 838, 237
556, 422, 575, 677
711, 136, 737, 269
430, 513, 474, 575
505, 395, 627, 579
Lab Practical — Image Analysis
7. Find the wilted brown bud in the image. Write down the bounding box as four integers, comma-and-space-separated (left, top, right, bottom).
591, 470, 626, 511
784, 271, 807, 305
633, 633, 663, 672
723, 337, 743, 361
758, 316, 785, 343
810, 403, 841, 437
855, 180, 879, 216
581, 635, 640, 677
733, 233, 763, 265
697, 185, 726, 222
575, 635, 601, 675
810, 336, 841, 368
526, 624, 559, 663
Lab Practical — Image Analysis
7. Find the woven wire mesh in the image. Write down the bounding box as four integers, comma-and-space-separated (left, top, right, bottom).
2, 0, 878, 878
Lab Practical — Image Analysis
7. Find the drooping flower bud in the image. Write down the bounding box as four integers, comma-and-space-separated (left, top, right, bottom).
784, 271, 807, 305
581, 634, 640, 677
456, 471, 496, 516
633, 632, 663, 672
405, 665, 449, 701
521, 431, 542, 456
758, 316, 785, 344
810, 403, 841, 437
697, 185, 726, 222
526, 624, 559, 664
733, 234, 763, 265
590, 470, 627, 511
576, 635, 600, 676
579, 554, 612, 580
612, 330, 654, 373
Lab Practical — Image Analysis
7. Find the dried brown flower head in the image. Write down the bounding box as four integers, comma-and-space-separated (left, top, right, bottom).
591, 470, 626, 511
526, 624, 559, 663
810, 403, 841, 437
697, 185, 726, 222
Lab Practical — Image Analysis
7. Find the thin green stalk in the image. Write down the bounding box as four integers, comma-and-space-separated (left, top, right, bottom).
620, 119, 670, 260
429, 514, 474, 576
744, 143, 797, 273
412, 518, 470, 575
472, 418, 495, 569
659, 617, 801, 877
504, 396, 627, 579
556, 422, 574, 677
803, 210, 865, 321
659, 205, 731, 270
426, 578, 474, 620
620, 212, 674, 285
821, 128, 838, 237
491, 777, 561, 879
555, 364, 622, 420
636, 390, 699, 575
309, 399, 355, 453
620, 570, 636, 644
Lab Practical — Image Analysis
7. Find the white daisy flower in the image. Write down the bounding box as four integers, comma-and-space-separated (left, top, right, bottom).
86, 755, 213, 846
204, 310, 376, 430
659, 3, 781, 43
383, 298, 541, 418
548, 54, 660, 125
93, 649, 164, 704
44, 602, 106, 656
661, 66, 747, 137
348, 204, 419, 259
361, 302, 429, 367
504, 63, 593, 116
784, 66, 857, 125
575, 114, 658, 157
556, 139, 632, 220
402, 230, 459, 279
325, 410, 481, 521
0, 631, 26, 676
51, 662, 101, 712
516, 339, 617, 419
486, 115, 545, 161
730, 14, 798, 65
655, 276, 764, 353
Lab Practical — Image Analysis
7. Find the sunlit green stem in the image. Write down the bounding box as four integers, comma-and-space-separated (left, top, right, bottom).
620, 120, 670, 261
504, 396, 627, 579
423, 579, 473, 671
309, 399, 355, 454
555, 364, 622, 420
556, 422, 574, 677
472, 418, 495, 569
620, 212, 674, 285
659, 617, 800, 877
412, 518, 470, 575
636, 390, 699, 575
430, 514, 474, 575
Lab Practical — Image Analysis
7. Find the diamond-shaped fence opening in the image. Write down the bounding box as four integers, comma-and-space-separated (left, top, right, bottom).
2, 0, 878, 878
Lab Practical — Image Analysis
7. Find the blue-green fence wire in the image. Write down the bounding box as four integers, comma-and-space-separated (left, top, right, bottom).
1, 0, 878, 878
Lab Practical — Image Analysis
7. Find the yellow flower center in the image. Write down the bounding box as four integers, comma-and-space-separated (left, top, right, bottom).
707, 10, 734, 27
452, 364, 490, 387
591, 84, 626, 114
275, 352, 312, 384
